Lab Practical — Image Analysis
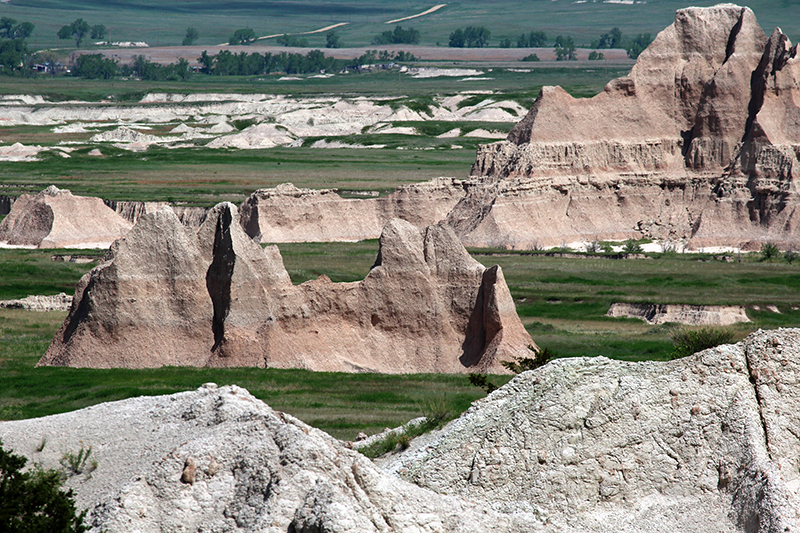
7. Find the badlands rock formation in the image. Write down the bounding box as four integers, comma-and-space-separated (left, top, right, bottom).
239, 179, 465, 243
0, 292, 72, 312
384, 327, 800, 532
39, 203, 532, 372
0, 384, 537, 533
0, 186, 132, 248
460, 4, 800, 249
4, 328, 800, 532
607, 302, 751, 326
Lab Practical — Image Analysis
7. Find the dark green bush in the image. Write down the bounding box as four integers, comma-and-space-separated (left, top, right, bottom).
670, 327, 735, 359
0, 440, 86, 533
760, 242, 780, 261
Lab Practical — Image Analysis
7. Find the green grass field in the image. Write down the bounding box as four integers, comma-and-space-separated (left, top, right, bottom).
10, 1, 800, 50
1, 244, 798, 439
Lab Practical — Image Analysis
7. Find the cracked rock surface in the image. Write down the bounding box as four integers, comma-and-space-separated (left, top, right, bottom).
383, 328, 800, 532
4, 329, 800, 532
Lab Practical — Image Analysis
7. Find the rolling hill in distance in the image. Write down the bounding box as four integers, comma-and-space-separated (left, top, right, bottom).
9, 0, 800, 51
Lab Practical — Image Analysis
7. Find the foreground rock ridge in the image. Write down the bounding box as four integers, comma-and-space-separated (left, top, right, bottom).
3, 328, 800, 532
38, 203, 532, 372
462, 4, 800, 249
383, 327, 800, 532
0, 186, 132, 248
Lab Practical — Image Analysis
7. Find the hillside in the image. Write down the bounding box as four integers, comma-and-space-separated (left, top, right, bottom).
11, 0, 800, 51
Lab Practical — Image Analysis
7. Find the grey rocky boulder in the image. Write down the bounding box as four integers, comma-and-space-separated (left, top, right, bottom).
383, 327, 800, 533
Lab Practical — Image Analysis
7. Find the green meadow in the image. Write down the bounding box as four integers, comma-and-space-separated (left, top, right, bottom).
2, 244, 798, 439
9, 0, 800, 50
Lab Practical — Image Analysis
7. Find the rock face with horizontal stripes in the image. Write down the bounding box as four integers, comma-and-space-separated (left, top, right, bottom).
460, 4, 800, 250
38, 202, 533, 372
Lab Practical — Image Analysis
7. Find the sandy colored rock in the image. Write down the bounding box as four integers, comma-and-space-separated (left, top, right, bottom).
40, 203, 533, 373
462, 5, 800, 250
606, 302, 751, 326
0, 186, 133, 248
384, 328, 800, 533
239, 179, 466, 243
38, 206, 214, 368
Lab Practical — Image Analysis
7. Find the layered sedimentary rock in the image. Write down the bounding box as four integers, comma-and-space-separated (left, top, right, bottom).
606, 302, 751, 326
0, 186, 132, 248
104, 199, 209, 227
383, 328, 800, 532
462, 5, 800, 249
39, 203, 532, 372
4, 328, 800, 532
239, 179, 466, 243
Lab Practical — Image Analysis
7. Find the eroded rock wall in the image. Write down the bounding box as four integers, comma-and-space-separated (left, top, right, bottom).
39, 203, 532, 372
0, 186, 132, 248
239, 179, 466, 243
383, 328, 800, 533
464, 5, 800, 250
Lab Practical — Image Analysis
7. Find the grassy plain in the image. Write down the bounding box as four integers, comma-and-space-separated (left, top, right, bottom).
10, 0, 800, 50
1, 245, 798, 439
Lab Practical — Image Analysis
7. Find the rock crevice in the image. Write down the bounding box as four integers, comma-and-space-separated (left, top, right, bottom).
39, 203, 533, 372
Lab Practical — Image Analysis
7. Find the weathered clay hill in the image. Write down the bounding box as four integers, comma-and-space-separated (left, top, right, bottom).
39, 203, 532, 372
0, 186, 132, 248
462, 4, 800, 249
2, 328, 799, 532
239, 179, 465, 243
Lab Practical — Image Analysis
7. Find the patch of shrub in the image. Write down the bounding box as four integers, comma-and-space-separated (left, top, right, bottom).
470, 345, 554, 394
60, 443, 97, 478
521, 53, 540, 62
760, 242, 780, 261
0, 440, 87, 532
670, 327, 735, 359
622, 239, 644, 254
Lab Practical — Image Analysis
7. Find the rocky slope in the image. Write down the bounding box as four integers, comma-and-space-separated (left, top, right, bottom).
39, 203, 532, 372
3, 328, 800, 532
383, 327, 800, 532
0, 186, 132, 248
461, 4, 800, 249
0, 384, 536, 533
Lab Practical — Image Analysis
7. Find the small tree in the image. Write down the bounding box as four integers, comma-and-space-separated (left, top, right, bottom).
229, 28, 256, 46
760, 242, 780, 261
448, 28, 465, 48
588, 51, 604, 60
554, 35, 576, 61
0, 440, 87, 532
325, 30, 341, 48
183, 26, 199, 46
627, 33, 652, 59
57, 19, 91, 47
622, 239, 643, 254
90, 24, 106, 41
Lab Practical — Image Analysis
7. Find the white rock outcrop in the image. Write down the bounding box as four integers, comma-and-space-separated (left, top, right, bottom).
4, 328, 800, 532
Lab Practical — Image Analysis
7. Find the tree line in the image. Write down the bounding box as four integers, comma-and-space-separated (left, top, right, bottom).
68, 47, 418, 80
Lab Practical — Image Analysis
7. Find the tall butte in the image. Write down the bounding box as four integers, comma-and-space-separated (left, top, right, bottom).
457, 4, 800, 250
